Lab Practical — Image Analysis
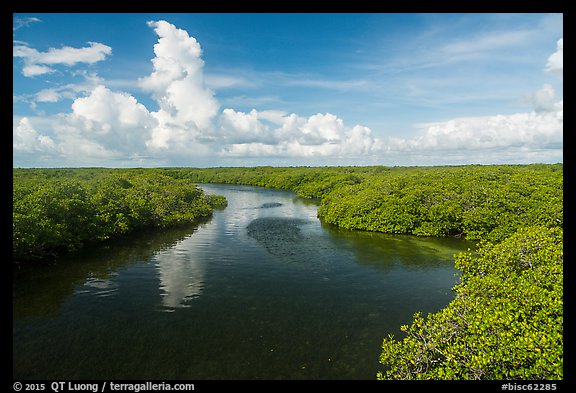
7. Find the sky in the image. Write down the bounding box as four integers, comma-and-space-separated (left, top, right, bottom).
13, 13, 563, 167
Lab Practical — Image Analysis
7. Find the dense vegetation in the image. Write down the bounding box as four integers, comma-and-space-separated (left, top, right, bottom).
13, 164, 563, 379
377, 226, 563, 379
160, 164, 564, 379
167, 164, 562, 242
13, 168, 226, 263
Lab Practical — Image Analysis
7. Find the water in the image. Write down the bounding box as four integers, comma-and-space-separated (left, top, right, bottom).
13, 184, 473, 380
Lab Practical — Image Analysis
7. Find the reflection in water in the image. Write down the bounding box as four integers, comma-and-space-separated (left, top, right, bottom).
14, 183, 474, 380
12, 223, 207, 319
196, 185, 317, 251
321, 222, 475, 272
155, 237, 205, 310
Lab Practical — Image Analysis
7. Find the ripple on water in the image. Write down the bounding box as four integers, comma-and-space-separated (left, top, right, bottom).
75, 276, 118, 298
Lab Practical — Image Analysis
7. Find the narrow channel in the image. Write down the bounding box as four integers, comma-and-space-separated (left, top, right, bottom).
13, 183, 472, 379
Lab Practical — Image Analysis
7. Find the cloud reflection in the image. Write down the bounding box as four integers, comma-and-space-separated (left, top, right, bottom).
155, 239, 206, 310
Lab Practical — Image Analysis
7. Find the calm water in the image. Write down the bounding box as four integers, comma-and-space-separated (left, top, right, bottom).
13, 184, 473, 380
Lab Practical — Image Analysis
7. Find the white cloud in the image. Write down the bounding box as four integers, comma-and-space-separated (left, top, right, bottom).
13, 117, 56, 152
22, 64, 55, 77
35, 88, 60, 103
15, 20, 378, 164
218, 108, 273, 144
380, 36, 563, 164
13, 16, 41, 32
256, 110, 287, 125
139, 20, 219, 152
392, 107, 562, 156
222, 112, 380, 158
12, 20, 563, 167
13, 86, 159, 165
41, 42, 111, 65
18, 73, 104, 111
13, 41, 112, 77
530, 84, 558, 113
68, 85, 156, 152
282, 113, 345, 145
545, 38, 563, 76
13, 44, 37, 58
15, 20, 221, 165
72, 86, 149, 127
213, 109, 381, 158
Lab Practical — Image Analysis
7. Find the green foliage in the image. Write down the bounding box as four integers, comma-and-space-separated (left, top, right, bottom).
377, 226, 563, 380
13, 164, 563, 379
318, 165, 563, 242
161, 164, 562, 380
165, 166, 369, 200
13, 168, 226, 263
169, 164, 562, 243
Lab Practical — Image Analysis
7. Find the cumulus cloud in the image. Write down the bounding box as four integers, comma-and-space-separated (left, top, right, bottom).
12, 19, 382, 164
217, 109, 274, 144
12, 21, 563, 167
139, 20, 218, 128
15, 20, 218, 164
13, 41, 112, 77
386, 98, 563, 164
72, 86, 150, 127
13, 85, 158, 165
545, 38, 563, 76
222, 111, 380, 158
283, 113, 345, 145
530, 84, 558, 113
382, 37, 563, 163
67, 85, 156, 154
388, 86, 562, 163
400, 109, 562, 152
13, 117, 56, 152
138, 20, 219, 154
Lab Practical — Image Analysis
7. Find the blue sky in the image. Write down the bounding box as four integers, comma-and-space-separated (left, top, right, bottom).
13, 13, 563, 167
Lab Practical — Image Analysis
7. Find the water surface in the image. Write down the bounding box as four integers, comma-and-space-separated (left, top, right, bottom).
13, 184, 473, 379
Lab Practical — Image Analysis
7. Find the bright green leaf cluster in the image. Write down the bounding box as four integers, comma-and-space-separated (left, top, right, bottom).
377, 226, 563, 380
318, 165, 562, 242
13, 168, 226, 263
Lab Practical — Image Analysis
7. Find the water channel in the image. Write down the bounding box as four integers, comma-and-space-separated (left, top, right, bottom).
13, 184, 473, 379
